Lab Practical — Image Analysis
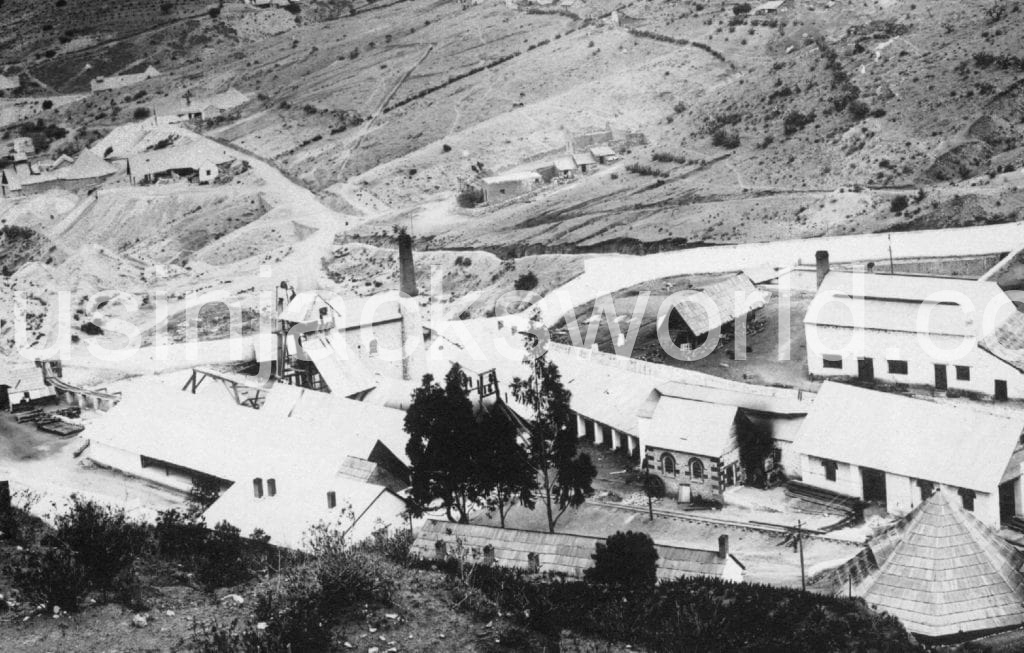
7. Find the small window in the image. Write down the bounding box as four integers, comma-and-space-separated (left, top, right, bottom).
959, 488, 976, 512
252, 478, 264, 499
327, 491, 337, 509
955, 365, 970, 381
689, 458, 705, 480
917, 479, 934, 500
434, 540, 447, 559
822, 460, 838, 482
822, 356, 843, 370
368, 339, 379, 356
527, 552, 540, 573
661, 453, 677, 475
887, 360, 908, 375
266, 479, 276, 497
482, 544, 495, 565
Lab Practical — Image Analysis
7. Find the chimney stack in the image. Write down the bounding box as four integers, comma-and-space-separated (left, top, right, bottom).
815, 250, 830, 288
718, 534, 729, 559
397, 229, 417, 298
866, 261, 875, 274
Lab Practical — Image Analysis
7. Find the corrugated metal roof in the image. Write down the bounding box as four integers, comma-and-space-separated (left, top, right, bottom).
670, 274, 766, 337
858, 490, 1024, 638
411, 520, 735, 580
980, 311, 1024, 373
303, 334, 378, 397
644, 396, 738, 456
805, 272, 1014, 338
572, 152, 597, 167
793, 382, 1023, 492
0, 366, 52, 398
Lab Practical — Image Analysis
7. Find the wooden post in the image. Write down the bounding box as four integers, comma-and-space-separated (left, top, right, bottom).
797, 520, 806, 592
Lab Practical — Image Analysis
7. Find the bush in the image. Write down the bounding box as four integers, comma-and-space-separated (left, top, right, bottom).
514, 271, 539, 291
586, 531, 658, 588
355, 526, 415, 565
711, 126, 740, 149
848, 99, 870, 120
890, 194, 909, 213
9, 546, 89, 611
783, 110, 815, 135
196, 521, 251, 588
155, 508, 208, 561
132, 107, 151, 121
208, 7, 221, 18
41, 99, 53, 110
733, 2, 751, 14
54, 495, 148, 591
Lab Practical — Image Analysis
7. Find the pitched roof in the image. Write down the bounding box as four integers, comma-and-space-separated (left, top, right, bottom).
589, 145, 616, 158
668, 274, 767, 337
642, 396, 739, 456
127, 140, 234, 179
481, 171, 541, 185
572, 151, 597, 167
804, 271, 1014, 338
1, 149, 116, 188
650, 380, 811, 416
301, 334, 378, 398
554, 157, 576, 171
858, 490, 1024, 639
411, 520, 740, 580
980, 311, 1024, 373
794, 382, 1023, 492
0, 365, 53, 398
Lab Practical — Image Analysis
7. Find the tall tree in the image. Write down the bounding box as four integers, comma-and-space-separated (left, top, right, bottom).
404, 364, 489, 523
479, 406, 538, 528
511, 351, 596, 533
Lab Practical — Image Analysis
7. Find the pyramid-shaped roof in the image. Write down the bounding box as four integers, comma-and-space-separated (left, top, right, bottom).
858, 490, 1024, 639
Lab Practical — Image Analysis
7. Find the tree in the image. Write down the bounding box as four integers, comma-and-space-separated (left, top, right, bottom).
511, 345, 596, 533
479, 406, 538, 528
585, 530, 658, 587
405, 364, 490, 523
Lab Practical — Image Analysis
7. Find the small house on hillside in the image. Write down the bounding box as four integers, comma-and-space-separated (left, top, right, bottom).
753, 0, 791, 14
154, 88, 250, 123
853, 490, 1024, 640
553, 156, 577, 179
90, 65, 160, 93
480, 171, 541, 204
660, 273, 767, 352
590, 145, 618, 164
411, 520, 745, 582
639, 394, 760, 503
793, 381, 1024, 528
572, 151, 597, 174
127, 141, 235, 185
1, 149, 117, 197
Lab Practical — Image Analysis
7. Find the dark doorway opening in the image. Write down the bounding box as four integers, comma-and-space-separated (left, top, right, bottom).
861, 467, 887, 504
934, 364, 947, 391
1000, 481, 1016, 522
857, 357, 874, 382
996, 380, 1008, 401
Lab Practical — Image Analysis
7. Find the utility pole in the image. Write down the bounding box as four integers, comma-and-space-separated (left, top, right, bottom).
797, 520, 806, 591
888, 233, 895, 275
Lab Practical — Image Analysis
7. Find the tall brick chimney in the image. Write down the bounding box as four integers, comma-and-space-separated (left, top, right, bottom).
718, 534, 729, 559
815, 250, 830, 288
397, 229, 417, 298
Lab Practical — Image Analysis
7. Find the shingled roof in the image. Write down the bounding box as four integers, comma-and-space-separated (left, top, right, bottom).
668, 274, 766, 337
411, 521, 743, 581
858, 490, 1024, 639
980, 311, 1024, 373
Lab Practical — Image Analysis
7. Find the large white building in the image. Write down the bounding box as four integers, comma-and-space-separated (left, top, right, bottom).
793, 381, 1024, 528
804, 270, 1024, 400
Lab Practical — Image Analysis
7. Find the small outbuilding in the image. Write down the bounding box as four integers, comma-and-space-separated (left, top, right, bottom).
480, 171, 541, 204
589, 145, 618, 164
553, 156, 577, 179
572, 151, 597, 174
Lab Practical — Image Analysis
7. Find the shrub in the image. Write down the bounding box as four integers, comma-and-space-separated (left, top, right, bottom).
132, 107, 151, 121
355, 526, 415, 565
54, 495, 148, 591
711, 127, 740, 149
848, 99, 870, 120
585, 531, 658, 588
733, 2, 751, 14
196, 521, 251, 588
890, 194, 909, 213
155, 509, 207, 561
160, 1, 172, 13
41, 99, 53, 110
626, 163, 669, 177
783, 110, 815, 135
208, 7, 220, 18
186, 476, 222, 517
514, 271, 539, 291
9, 546, 89, 612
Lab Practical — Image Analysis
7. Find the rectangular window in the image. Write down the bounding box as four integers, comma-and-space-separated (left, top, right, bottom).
822, 356, 843, 370
822, 460, 838, 482
955, 366, 970, 381
887, 360, 908, 375
959, 488, 976, 512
